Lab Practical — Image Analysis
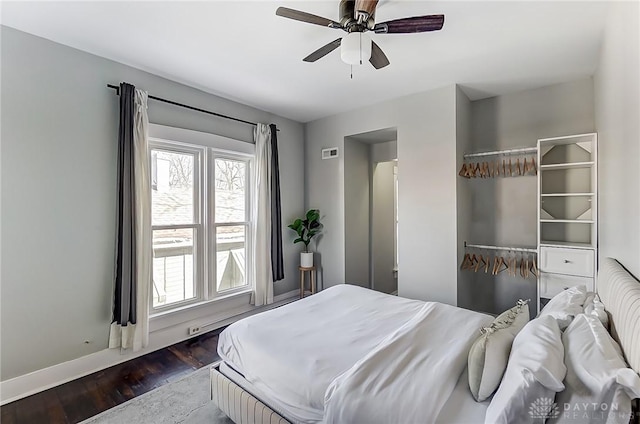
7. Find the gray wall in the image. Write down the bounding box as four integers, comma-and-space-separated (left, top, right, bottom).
371, 140, 398, 164
459, 78, 595, 315
455, 88, 478, 310
344, 137, 370, 287
372, 160, 397, 294
1, 27, 305, 380
305, 85, 459, 304
594, 1, 640, 279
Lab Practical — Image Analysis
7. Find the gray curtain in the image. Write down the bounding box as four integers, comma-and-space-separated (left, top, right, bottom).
269, 124, 284, 281
113, 82, 137, 326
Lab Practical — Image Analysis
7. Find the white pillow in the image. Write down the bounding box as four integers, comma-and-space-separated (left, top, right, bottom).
583, 291, 596, 310
468, 300, 530, 402
547, 314, 640, 424
538, 285, 587, 329
583, 293, 609, 328
485, 315, 567, 424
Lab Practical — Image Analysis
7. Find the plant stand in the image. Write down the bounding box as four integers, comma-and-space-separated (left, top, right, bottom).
299, 266, 317, 298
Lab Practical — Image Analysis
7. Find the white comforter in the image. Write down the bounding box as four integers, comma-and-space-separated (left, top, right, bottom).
218, 284, 427, 423
323, 301, 493, 424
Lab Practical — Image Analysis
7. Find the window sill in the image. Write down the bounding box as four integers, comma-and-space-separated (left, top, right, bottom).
150, 288, 253, 319
149, 288, 254, 333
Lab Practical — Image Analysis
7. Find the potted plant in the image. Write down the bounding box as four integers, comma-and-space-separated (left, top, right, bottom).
288, 209, 323, 268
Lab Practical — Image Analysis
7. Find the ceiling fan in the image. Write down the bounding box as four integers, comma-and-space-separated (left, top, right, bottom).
276, 0, 444, 69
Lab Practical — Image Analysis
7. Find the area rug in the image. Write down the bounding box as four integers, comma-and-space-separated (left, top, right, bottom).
81, 364, 233, 424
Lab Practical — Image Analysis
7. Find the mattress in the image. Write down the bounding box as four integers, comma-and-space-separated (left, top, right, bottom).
217, 284, 426, 423
435, 367, 491, 423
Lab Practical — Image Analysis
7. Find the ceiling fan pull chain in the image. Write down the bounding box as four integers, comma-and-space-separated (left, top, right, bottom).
359, 32, 363, 65
350, 64, 353, 80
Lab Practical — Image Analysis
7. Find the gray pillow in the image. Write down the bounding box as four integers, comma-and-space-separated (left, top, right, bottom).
468, 299, 530, 402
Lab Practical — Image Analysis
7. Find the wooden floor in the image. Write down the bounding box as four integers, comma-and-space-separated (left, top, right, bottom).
0, 328, 223, 424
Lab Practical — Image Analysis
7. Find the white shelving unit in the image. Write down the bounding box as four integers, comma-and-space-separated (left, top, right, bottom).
536, 133, 598, 312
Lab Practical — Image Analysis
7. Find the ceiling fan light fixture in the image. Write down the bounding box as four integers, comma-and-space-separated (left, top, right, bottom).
340, 32, 371, 65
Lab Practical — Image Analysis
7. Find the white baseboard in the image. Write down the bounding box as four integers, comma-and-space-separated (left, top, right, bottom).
0, 289, 298, 405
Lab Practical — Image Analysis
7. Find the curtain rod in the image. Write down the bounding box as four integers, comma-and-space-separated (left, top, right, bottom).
464, 242, 537, 254
107, 84, 278, 132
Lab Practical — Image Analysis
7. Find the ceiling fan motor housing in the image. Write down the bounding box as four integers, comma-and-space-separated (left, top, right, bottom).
339, 0, 355, 29
340, 0, 375, 31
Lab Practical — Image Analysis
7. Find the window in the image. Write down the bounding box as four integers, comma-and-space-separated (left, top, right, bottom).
150, 138, 253, 313
213, 157, 249, 292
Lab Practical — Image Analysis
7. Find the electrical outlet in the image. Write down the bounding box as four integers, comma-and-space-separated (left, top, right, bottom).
188, 326, 201, 336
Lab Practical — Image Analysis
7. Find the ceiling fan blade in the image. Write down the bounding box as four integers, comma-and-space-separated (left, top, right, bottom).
303, 38, 342, 62
354, 0, 378, 18
374, 14, 444, 34
276, 7, 341, 28
369, 41, 390, 69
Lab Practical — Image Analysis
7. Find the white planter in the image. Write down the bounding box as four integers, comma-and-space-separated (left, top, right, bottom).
300, 252, 314, 268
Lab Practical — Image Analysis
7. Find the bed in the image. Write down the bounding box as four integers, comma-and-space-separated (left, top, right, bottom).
210, 257, 640, 423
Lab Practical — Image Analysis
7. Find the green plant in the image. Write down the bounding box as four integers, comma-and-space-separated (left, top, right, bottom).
288, 209, 323, 252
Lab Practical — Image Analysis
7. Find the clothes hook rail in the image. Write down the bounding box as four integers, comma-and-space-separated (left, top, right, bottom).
464, 242, 537, 254
463, 147, 537, 159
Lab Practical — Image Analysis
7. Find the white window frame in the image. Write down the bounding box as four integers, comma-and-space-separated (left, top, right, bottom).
208, 153, 254, 299
148, 125, 255, 316
393, 163, 399, 271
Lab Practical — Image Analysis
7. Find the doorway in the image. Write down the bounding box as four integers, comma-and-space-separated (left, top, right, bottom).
343, 128, 398, 294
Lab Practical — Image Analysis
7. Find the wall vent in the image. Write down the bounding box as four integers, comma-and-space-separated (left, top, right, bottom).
322, 147, 339, 160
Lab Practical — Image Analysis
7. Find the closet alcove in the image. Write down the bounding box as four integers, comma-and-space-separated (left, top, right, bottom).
456, 78, 596, 318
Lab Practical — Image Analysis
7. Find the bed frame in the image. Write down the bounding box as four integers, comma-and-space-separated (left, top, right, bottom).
597, 258, 640, 424
210, 365, 289, 424
210, 257, 640, 424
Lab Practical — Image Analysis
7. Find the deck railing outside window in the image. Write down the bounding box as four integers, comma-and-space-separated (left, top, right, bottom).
152, 236, 246, 307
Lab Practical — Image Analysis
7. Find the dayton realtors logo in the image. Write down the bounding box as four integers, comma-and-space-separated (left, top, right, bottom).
529, 399, 633, 422
559, 401, 631, 421
529, 398, 560, 420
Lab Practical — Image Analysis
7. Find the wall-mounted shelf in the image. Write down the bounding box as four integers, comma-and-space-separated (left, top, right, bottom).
540, 219, 594, 223
540, 193, 594, 197
539, 161, 594, 170
540, 241, 595, 250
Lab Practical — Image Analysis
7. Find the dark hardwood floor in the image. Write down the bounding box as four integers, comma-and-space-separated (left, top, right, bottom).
0, 328, 224, 424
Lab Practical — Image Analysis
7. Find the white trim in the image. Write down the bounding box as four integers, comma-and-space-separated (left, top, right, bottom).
150, 288, 252, 332
0, 289, 298, 405
148, 126, 256, 314
149, 123, 255, 156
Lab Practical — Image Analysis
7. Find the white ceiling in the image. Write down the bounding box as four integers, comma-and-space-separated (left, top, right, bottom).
1, 1, 609, 123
